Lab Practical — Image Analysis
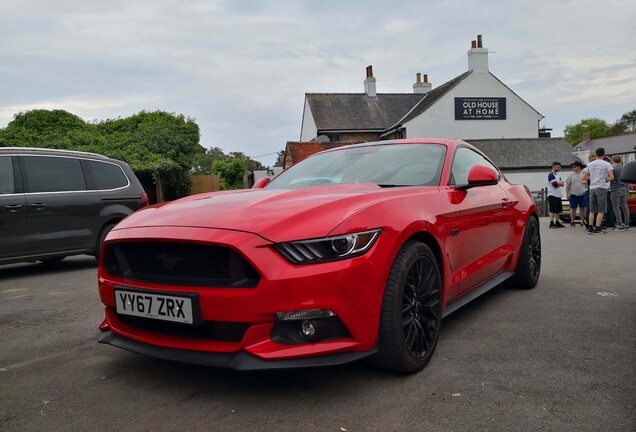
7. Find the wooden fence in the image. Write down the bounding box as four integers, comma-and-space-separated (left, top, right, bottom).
190, 175, 220, 195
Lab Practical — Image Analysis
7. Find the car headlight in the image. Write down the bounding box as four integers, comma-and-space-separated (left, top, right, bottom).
274, 229, 382, 264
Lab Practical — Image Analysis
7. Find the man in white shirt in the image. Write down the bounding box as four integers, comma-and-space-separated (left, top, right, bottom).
582, 147, 614, 235
547, 161, 565, 228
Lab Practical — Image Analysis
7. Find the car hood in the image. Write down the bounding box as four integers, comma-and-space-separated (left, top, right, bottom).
116, 184, 416, 242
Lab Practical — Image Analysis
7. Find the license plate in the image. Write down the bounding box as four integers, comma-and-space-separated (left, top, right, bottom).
563, 205, 570, 211
115, 288, 198, 324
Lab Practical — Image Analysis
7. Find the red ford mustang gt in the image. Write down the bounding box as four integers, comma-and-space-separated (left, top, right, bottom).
97, 139, 541, 373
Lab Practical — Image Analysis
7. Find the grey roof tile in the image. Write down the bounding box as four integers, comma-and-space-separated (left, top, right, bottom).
576, 133, 636, 154
468, 138, 578, 169
306, 93, 424, 131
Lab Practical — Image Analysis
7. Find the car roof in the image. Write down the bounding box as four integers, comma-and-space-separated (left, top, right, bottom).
0, 147, 111, 160
318, 138, 470, 154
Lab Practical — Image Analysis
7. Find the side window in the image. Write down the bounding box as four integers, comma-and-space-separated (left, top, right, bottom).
450, 147, 499, 186
87, 160, 129, 190
0, 156, 15, 194
22, 156, 87, 193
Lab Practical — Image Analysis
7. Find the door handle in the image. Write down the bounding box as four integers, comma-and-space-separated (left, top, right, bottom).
29, 203, 47, 209
4, 204, 23, 212
501, 198, 511, 208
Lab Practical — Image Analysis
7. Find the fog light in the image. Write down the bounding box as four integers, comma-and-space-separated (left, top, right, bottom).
271, 315, 351, 345
301, 320, 316, 338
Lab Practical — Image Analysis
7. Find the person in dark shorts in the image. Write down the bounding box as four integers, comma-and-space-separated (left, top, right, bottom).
565, 161, 587, 227
582, 148, 614, 235
547, 161, 565, 228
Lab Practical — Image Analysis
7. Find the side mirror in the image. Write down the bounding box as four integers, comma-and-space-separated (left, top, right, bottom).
252, 177, 271, 189
457, 165, 499, 190
621, 160, 636, 183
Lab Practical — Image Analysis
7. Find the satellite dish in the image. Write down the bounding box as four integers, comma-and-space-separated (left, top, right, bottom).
316, 135, 331, 142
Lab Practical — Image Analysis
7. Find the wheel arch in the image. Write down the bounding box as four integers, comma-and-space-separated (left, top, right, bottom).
407, 231, 443, 274
507, 210, 540, 272
403, 230, 447, 306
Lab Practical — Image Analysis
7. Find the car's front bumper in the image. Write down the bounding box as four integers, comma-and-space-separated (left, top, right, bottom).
98, 225, 396, 365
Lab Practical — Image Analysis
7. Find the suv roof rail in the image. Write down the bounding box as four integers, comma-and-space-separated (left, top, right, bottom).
0, 146, 110, 159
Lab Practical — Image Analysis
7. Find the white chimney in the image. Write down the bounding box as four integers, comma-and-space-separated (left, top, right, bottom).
467, 34, 489, 72
413, 73, 432, 94
364, 65, 377, 97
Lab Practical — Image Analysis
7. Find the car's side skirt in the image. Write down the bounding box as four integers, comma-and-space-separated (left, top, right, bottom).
442, 271, 514, 318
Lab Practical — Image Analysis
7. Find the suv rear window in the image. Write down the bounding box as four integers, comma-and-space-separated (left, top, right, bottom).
22, 156, 87, 193
87, 160, 129, 190
0, 156, 15, 194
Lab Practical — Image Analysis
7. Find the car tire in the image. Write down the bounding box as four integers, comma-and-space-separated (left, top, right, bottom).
39, 256, 66, 265
94, 223, 117, 261
507, 216, 541, 290
374, 240, 442, 374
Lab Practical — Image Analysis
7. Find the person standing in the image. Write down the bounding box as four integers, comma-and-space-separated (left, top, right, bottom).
547, 161, 565, 228
603, 156, 616, 228
610, 155, 630, 230
565, 161, 587, 227
584, 153, 595, 222
582, 148, 614, 235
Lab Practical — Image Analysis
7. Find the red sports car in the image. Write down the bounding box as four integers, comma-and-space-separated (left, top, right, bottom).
97, 139, 541, 373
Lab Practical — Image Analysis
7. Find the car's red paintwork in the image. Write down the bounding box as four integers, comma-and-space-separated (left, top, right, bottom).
97, 139, 538, 368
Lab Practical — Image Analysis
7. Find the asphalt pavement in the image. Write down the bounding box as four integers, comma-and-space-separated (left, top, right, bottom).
0, 218, 634, 432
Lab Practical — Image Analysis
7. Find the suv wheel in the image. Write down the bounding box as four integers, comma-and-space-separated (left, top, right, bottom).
94, 223, 117, 261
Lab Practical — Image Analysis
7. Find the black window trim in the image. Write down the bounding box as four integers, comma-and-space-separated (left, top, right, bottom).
0, 155, 24, 196
447, 145, 502, 187
16, 154, 131, 195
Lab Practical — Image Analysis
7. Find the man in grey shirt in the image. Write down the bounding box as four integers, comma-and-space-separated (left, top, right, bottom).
610, 155, 630, 230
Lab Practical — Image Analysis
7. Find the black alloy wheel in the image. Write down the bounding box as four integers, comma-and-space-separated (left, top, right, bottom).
527, 220, 541, 281
402, 252, 441, 359
375, 240, 442, 373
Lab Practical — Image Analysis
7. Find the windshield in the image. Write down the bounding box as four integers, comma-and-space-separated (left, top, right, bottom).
268, 143, 446, 189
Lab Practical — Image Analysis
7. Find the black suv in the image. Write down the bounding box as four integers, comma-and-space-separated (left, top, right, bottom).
0, 147, 148, 265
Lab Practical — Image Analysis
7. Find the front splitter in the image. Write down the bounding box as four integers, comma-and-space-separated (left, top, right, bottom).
97, 330, 376, 371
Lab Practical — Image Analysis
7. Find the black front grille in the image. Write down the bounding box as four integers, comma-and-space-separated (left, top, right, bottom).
118, 314, 250, 342
104, 241, 260, 287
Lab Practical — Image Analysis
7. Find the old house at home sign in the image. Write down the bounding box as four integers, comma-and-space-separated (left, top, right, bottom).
455, 97, 506, 120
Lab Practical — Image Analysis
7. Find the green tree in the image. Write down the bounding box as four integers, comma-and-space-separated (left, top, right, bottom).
191, 147, 232, 175
563, 118, 612, 146
0, 109, 201, 201
274, 149, 286, 167
192, 148, 266, 175
613, 109, 636, 134
212, 159, 247, 190
95, 111, 201, 200
228, 151, 266, 172
0, 109, 102, 150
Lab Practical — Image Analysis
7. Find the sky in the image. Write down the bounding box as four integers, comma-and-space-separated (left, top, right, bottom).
1, 0, 635, 167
